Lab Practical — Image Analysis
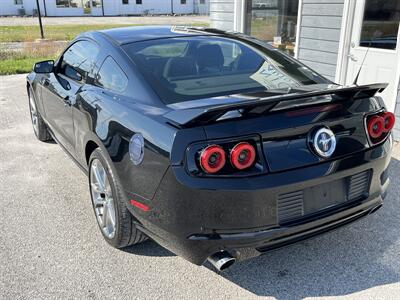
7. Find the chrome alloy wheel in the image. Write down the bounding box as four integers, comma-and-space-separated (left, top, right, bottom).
90, 159, 116, 239
29, 92, 39, 135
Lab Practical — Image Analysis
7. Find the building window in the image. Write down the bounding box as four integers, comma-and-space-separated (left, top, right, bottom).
359, 0, 400, 50
181, 0, 186, 4
245, 0, 298, 56
14, 0, 23, 5
56, 0, 69, 7
92, 0, 102, 8
122, 0, 129, 4
200, 0, 205, 4
56, 0, 83, 8
136, 0, 142, 4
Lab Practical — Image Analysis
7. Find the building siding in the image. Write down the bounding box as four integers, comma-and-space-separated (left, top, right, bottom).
0, 0, 209, 16
297, 0, 344, 81
0, 0, 46, 16
210, 0, 235, 31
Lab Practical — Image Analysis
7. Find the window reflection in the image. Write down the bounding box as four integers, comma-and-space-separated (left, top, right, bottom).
60, 41, 99, 81
96, 57, 128, 93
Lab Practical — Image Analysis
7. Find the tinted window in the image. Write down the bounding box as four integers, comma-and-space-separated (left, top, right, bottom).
96, 57, 128, 93
359, 0, 400, 50
60, 40, 99, 81
138, 42, 187, 57
123, 36, 328, 104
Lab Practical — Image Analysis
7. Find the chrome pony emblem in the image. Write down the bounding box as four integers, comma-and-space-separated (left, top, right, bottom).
311, 127, 336, 158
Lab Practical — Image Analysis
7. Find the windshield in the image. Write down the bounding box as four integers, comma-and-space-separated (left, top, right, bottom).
123, 36, 329, 104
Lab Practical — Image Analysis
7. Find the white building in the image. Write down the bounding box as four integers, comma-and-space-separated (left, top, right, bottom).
210, 0, 400, 139
0, 0, 209, 16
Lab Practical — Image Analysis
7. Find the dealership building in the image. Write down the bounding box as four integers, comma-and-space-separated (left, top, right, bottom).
0, 0, 209, 16
210, 0, 400, 139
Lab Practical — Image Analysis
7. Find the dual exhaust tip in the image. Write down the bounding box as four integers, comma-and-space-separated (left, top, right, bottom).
207, 251, 236, 272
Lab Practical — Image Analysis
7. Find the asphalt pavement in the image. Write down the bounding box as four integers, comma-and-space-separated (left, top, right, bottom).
0, 74, 399, 299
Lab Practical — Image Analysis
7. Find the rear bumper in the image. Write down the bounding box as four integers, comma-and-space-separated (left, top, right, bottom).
127, 138, 392, 265
189, 195, 385, 262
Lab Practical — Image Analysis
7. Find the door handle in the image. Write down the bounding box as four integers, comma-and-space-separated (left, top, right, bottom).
63, 95, 71, 106
348, 53, 358, 62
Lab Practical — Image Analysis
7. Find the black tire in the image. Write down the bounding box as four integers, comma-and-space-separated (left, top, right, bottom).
28, 87, 52, 142
88, 148, 147, 248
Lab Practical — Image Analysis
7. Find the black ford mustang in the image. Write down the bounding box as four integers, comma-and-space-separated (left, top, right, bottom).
27, 26, 394, 271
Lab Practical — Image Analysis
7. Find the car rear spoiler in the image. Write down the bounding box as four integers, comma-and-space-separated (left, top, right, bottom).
164, 83, 387, 127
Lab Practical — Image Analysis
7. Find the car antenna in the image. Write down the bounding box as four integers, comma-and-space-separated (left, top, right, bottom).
353, 42, 371, 86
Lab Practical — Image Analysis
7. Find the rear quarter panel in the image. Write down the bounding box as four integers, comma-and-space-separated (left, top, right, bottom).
74, 86, 178, 201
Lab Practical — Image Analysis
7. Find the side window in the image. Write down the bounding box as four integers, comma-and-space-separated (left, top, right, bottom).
96, 57, 128, 93
59, 40, 99, 82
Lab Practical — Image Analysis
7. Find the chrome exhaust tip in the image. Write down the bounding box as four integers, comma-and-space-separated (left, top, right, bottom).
207, 251, 236, 271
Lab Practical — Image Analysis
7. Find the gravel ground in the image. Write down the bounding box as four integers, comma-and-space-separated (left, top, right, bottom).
0, 74, 399, 299
0, 15, 209, 26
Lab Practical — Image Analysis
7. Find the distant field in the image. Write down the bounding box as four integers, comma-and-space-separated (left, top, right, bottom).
0, 41, 63, 75
0, 23, 207, 74
0, 23, 208, 43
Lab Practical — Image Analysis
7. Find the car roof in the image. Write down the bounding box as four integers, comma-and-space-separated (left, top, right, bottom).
97, 25, 223, 45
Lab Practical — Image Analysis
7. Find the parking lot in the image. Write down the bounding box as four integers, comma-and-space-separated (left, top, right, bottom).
1, 74, 399, 299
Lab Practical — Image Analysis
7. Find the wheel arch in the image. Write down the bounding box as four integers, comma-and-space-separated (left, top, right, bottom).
82, 132, 114, 167
85, 140, 99, 165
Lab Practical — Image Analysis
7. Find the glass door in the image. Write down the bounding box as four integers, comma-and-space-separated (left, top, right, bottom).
245, 0, 299, 56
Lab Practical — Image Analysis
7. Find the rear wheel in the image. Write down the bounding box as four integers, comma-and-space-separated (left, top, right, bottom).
28, 88, 52, 142
89, 148, 147, 248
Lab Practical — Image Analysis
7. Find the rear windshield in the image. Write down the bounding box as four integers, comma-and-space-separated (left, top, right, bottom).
123, 36, 329, 104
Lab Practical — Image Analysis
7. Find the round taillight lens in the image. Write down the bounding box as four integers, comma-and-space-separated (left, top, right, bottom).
199, 145, 226, 174
367, 115, 385, 139
382, 112, 395, 132
230, 142, 256, 170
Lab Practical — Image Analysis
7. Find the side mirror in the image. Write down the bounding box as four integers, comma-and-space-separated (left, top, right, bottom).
33, 60, 54, 73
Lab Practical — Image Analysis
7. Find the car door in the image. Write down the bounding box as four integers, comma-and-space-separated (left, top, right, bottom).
41, 40, 100, 155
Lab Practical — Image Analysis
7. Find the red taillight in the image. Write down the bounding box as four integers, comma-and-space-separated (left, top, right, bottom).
199, 145, 226, 173
230, 142, 256, 170
382, 112, 395, 132
367, 115, 385, 139
366, 111, 395, 143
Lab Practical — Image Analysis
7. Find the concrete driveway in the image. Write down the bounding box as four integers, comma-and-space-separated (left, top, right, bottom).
0, 74, 399, 299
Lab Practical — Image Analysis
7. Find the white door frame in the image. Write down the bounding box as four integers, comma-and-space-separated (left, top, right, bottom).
336, 0, 400, 100
335, 0, 356, 84
233, 0, 246, 32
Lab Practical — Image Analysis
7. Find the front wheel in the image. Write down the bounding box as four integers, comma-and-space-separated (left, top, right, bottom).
28, 88, 52, 142
89, 148, 147, 248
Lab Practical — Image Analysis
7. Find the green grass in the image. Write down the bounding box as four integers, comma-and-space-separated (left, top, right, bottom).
0, 23, 209, 43
0, 41, 62, 75
0, 56, 54, 75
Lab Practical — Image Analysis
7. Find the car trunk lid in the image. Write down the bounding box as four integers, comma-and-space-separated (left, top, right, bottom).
166, 83, 387, 173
